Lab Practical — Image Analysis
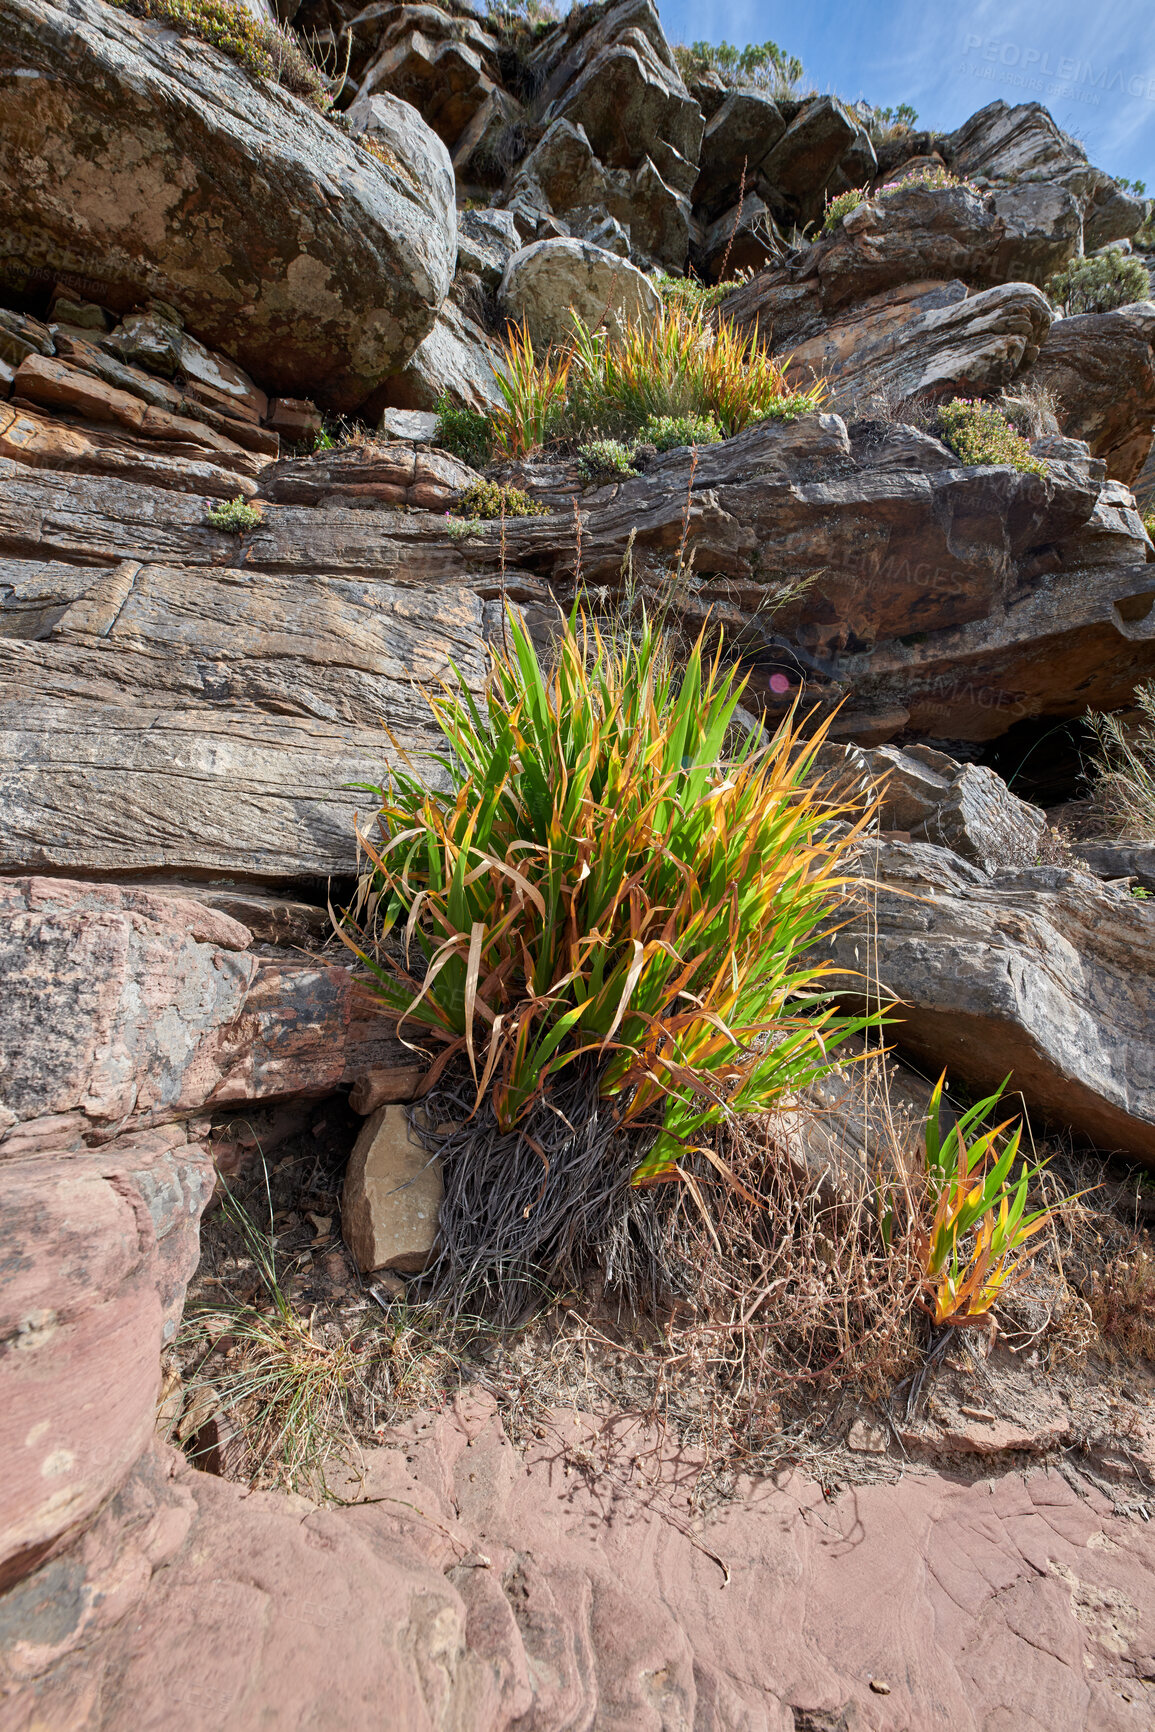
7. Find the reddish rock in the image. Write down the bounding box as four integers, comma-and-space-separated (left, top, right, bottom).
5, 1402, 1154, 1728
0, 1125, 210, 1591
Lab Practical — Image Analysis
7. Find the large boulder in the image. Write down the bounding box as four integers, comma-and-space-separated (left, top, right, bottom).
352, 2, 500, 149
828, 839, 1155, 1161
693, 91, 786, 218
758, 95, 860, 213
1, 1127, 211, 1590
786, 279, 1052, 412
508, 120, 692, 270
535, 0, 703, 197
370, 291, 504, 414
947, 99, 1092, 188
820, 742, 1049, 873
990, 182, 1083, 283
498, 238, 660, 348
815, 183, 1009, 308
0, 0, 457, 412
1030, 302, 1155, 484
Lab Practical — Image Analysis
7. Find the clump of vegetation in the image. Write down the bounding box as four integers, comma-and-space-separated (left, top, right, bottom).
1045, 250, 1151, 316
1086, 680, 1155, 839
445, 515, 486, 540
177, 1191, 378, 1495
653, 269, 748, 313
434, 398, 495, 470
1143, 510, 1155, 542
494, 303, 823, 459
576, 438, 638, 480
1119, 177, 1149, 197
340, 608, 876, 1311
914, 1076, 1060, 1325
868, 102, 919, 132
452, 478, 545, 519
673, 38, 804, 98
822, 187, 867, 232
206, 495, 263, 533
935, 398, 1047, 476
879, 165, 974, 199
107, 0, 329, 104
638, 411, 723, 451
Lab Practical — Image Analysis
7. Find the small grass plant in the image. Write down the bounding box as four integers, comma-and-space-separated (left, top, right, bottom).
576, 438, 638, 480
206, 495, 263, 533
935, 398, 1047, 476
1086, 679, 1155, 839
822, 187, 866, 232
639, 411, 723, 451
914, 1075, 1061, 1325
434, 398, 495, 470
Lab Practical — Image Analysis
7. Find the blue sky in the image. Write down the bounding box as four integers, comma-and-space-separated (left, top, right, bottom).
657, 0, 1155, 185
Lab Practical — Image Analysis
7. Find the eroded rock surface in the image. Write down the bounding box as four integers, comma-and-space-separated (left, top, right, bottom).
4, 1401, 1154, 1729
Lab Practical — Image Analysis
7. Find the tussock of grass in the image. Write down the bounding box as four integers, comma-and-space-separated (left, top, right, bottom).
1086, 679, 1155, 839
339, 606, 877, 1313
107, 0, 330, 104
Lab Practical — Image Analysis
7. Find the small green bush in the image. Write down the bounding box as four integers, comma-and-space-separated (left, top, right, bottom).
822, 187, 866, 232
1143, 510, 1155, 542
445, 516, 486, 540
452, 479, 546, 519
638, 412, 723, 451
673, 38, 803, 98
434, 399, 496, 470
1045, 251, 1151, 316
576, 439, 638, 480
653, 270, 746, 313
206, 495, 263, 533
935, 399, 1046, 476
107, 0, 328, 103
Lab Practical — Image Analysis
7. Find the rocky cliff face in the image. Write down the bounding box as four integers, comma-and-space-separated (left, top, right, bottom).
2, 0, 1155, 1723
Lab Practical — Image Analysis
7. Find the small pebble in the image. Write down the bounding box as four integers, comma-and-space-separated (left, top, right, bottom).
869, 1678, 891, 1695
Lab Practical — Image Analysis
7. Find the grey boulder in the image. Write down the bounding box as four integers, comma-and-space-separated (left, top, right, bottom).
0, 0, 457, 412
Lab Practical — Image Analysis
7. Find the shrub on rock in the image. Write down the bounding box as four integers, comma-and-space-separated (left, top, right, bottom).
935, 398, 1046, 475
1045, 251, 1152, 316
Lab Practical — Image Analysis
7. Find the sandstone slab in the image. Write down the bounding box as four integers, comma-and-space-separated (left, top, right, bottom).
828, 839, 1155, 1160
786, 278, 1052, 411
6, 1405, 1154, 1728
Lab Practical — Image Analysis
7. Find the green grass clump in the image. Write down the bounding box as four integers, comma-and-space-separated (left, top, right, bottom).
653, 270, 748, 313
107, 0, 328, 103
1045, 251, 1151, 316
445, 516, 486, 540
639, 412, 723, 451
206, 495, 263, 532
935, 398, 1046, 476
576, 439, 638, 480
344, 606, 876, 1159
453, 479, 545, 519
434, 399, 496, 470
495, 302, 824, 457
822, 187, 866, 232
1087, 679, 1155, 840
